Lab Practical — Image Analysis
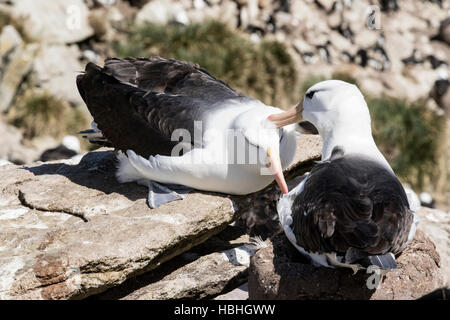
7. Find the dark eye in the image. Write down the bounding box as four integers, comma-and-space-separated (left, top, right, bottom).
306, 90, 316, 99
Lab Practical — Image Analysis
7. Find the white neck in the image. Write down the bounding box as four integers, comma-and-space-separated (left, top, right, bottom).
321, 126, 393, 172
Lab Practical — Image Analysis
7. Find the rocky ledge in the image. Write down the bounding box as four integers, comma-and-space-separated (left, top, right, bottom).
248, 230, 444, 300
0, 134, 321, 300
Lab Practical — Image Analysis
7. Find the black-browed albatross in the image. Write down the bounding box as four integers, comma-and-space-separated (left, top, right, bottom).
269, 80, 419, 271
77, 57, 297, 207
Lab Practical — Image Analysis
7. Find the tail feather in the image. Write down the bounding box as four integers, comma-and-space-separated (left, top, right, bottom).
78, 121, 112, 147
115, 151, 142, 183
361, 253, 397, 270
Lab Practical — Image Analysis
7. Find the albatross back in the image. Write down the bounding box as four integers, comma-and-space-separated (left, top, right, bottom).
76, 57, 247, 158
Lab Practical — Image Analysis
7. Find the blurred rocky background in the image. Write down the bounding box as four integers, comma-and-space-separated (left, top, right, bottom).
0, 0, 449, 300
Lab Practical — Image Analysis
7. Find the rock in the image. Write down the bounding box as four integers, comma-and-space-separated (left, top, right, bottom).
380, 71, 429, 101
246, 0, 259, 23
93, 225, 251, 299
436, 17, 450, 45
316, 0, 335, 12
31, 44, 84, 105
0, 118, 40, 164
416, 207, 450, 286
354, 29, 379, 48
187, 1, 238, 29
326, 10, 342, 30
402, 65, 443, 100
248, 229, 443, 300
215, 283, 249, 300
383, 10, 428, 34
357, 76, 384, 97
0, 25, 37, 112
11, 0, 94, 44
0, 149, 248, 299
383, 32, 415, 73
430, 79, 450, 116
135, 0, 189, 25
0, 159, 13, 167
0, 3, 13, 27
283, 134, 322, 179
290, 0, 325, 31
292, 38, 315, 54
341, 0, 370, 33
328, 31, 356, 57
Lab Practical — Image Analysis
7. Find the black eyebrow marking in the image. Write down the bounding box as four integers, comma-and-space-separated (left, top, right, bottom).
305, 88, 324, 99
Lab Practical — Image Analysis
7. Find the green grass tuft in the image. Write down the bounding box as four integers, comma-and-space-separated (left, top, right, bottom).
8, 91, 89, 140
367, 96, 444, 190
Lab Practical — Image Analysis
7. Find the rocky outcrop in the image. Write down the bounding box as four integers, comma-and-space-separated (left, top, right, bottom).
248, 230, 444, 300
0, 134, 322, 300
31, 44, 84, 106
10, 0, 94, 44
215, 283, 249, 300
435, 17, 450, 46
0, 150, 245, 299
93, 225, 251, 300
135, 0, 189, 25
416, 207, 450, 286
0, 25, 37, 112
0, 117, 41, 164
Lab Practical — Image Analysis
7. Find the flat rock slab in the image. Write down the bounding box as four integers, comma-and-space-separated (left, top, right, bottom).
416, 207, 450, 286
0, 135, 322, 300
248, 230, 443, 300
93, 226, 250, 300
215, 283, 249, 300
0, 150, 247, 299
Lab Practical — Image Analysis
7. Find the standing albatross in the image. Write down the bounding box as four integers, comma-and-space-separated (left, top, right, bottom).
270, 80, 419, 271
77, 57, 297, 205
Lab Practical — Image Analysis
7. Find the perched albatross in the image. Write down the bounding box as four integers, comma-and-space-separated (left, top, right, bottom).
270, 80, 419, 271
77, 57, 297, 206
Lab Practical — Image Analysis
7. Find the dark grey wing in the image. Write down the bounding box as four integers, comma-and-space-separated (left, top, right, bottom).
291, 154, 413, 258
103, 57, 241, 102
77, 57, 246, 158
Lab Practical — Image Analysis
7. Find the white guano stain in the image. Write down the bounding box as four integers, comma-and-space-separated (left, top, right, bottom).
0, 208, 29, 220
221, 245, 255, 267
10, 221, 48, 229
0, 257, 25, 299
133, 213, 189, 225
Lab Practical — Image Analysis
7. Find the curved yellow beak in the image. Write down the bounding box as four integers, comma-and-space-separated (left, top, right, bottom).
267, 147, 288, 194
265, 102, 303, 194
267, 103, 303, 128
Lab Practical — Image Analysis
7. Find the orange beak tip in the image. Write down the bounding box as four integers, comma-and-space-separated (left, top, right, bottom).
273, 171, 289, 195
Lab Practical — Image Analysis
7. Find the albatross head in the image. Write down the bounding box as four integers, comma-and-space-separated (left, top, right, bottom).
234, 106, 296, 195
269, 80, 370, 133
268, 80, 389, 166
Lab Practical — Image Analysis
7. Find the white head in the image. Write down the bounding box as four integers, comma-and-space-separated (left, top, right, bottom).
234, 106, 296, 194
301, 80, 372, 139
269, 80, 391, 169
